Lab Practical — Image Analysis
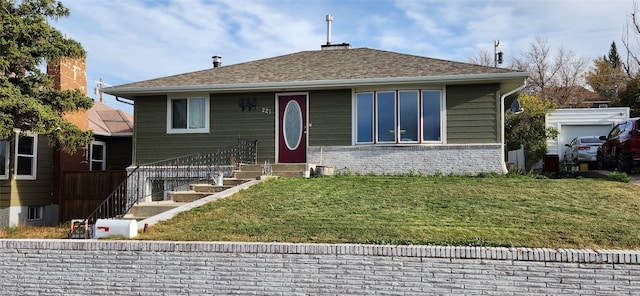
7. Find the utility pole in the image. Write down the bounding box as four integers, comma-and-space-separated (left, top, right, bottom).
93, 78, 112, 103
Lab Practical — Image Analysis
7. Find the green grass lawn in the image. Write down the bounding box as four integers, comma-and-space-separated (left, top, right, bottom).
138, 175, 640, 249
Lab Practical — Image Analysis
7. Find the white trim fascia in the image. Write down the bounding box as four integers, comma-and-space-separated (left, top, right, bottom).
104, 72, 531, 97
440, 87, 447, 144
351, 89, 356, 145
92, 131, 134, 137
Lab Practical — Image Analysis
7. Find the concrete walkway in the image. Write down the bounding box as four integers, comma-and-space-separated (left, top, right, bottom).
136, 177, 270, 231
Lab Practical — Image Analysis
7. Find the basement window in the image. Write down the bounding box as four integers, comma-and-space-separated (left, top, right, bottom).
166, 95, 210, 134
27, 206, 43, 221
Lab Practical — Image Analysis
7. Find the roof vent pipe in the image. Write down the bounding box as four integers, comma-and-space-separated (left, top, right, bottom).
212, 55, 222, 68
326, 15, 332, 45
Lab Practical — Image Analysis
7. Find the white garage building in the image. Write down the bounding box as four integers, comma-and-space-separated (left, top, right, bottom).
546, 107, 630, 163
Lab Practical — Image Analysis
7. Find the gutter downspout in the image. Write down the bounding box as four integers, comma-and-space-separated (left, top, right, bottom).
115, 96, 134, 106
500, 80, 527, 174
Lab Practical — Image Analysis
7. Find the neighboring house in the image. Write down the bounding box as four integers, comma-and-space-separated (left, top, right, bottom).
0, 57, 133, 227
104, 44, 529, 176
88, 100, 134, 171
541, 85, 610, 109
566, 85, 611, 109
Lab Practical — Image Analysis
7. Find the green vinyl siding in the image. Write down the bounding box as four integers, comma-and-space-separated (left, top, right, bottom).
0, 180, 8, 207
132, 95, 170, 164
308, 89, 352, 146
211, 93, 275, 163
1, 135, 54, 207
133, 93, 275, 164
446, 84, 500, 144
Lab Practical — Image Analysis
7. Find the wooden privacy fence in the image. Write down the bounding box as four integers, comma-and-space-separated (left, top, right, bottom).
60, 171, 126, 223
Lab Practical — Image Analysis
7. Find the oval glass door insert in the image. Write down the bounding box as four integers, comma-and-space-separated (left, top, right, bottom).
283, 100, 303, 150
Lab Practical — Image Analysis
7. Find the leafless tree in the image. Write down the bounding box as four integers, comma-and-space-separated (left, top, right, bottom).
467, 48, 493, 67
552, 47, 589, 104
622, 1, 640, 76
509, 37, 588, 106
510, 37, 557, 94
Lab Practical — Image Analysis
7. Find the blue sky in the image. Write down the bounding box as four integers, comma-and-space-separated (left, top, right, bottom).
54, 0, 633, 113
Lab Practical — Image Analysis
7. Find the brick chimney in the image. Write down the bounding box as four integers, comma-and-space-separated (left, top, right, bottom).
47, 56, 89, 131
48, 56, 92, 211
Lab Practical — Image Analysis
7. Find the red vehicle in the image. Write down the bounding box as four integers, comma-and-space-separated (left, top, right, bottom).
597, 118, 640, 173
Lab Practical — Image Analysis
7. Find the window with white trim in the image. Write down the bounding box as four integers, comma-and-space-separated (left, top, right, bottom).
356, 93, 374, 143
0, 139, 8, 180
90, 141, 106, 171
166, 95, 210, 134
14, 132, 37, 180
356, 89, 443, 144
422, 90, 442, 141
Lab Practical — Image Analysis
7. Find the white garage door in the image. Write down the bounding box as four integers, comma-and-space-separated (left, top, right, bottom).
558, 124, 613, 161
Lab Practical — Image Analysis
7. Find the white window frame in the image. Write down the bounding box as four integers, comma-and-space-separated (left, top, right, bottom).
166, 94, 210, 134
355, 92, 375, 144
89, 141, 107, 171
420, 89, 445, 143
27, 205, 43, 221
14, 132, 37, 180
0, 139, 8, 180
398, 90, 421, 143
354, 88, 444, 145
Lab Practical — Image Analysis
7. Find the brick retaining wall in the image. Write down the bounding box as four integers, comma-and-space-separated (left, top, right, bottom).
1, 240, 639, 295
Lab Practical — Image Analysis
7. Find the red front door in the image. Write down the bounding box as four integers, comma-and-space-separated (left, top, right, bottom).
278, 95, 307, 163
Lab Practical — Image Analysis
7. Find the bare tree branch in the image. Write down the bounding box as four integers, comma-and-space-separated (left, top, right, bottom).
467, 48, 493, 67
622, 1, 640, 77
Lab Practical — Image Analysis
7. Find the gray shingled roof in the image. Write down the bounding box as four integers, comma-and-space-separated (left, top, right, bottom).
105, 47, 528, 97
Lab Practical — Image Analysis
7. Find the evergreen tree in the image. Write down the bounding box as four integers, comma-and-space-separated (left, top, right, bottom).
0, 0, 93, 153
586, 42, 627, 102
606, 42, 622, 69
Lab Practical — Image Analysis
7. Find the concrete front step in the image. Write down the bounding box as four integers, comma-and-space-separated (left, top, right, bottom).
123, 201, 187, 220
237, 163, 308, 179
125, 178, 255, 220
190, 184, 235, 193
218, 178, 251, 186
234, 171, 306, 179
168, 189, 233, 202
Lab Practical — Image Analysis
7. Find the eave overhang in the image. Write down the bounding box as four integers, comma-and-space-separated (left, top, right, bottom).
92, 131, 133, 137
104, 72, 530, 99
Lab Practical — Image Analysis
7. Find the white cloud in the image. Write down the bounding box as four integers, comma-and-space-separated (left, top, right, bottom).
48, 0, 635, 113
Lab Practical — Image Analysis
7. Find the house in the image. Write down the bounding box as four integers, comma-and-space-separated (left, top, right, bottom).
87, 100, 134, 171
0, 57, 133, 227
541, 85, 610, 109
103, 44, 529, 178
